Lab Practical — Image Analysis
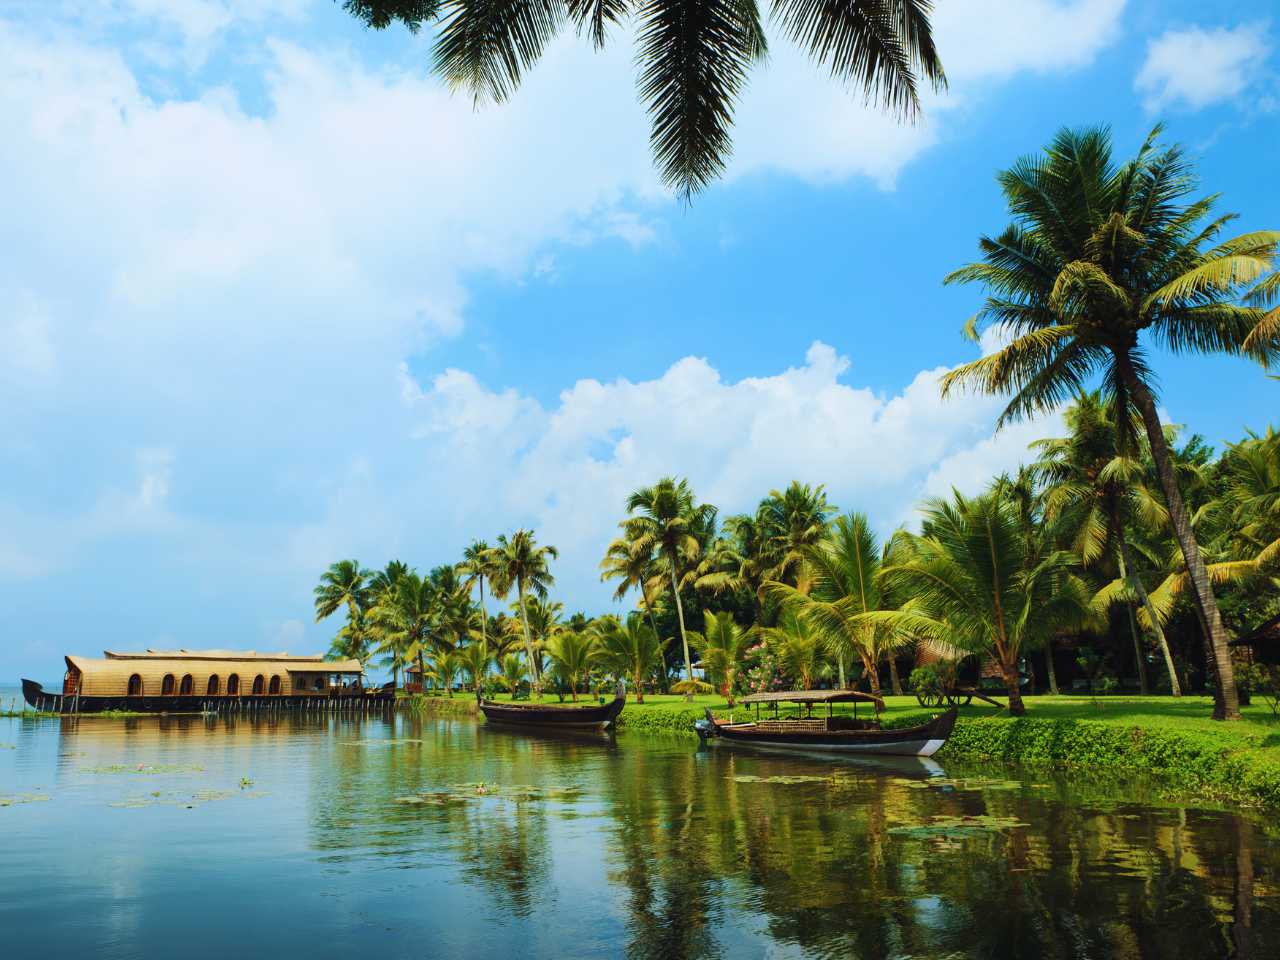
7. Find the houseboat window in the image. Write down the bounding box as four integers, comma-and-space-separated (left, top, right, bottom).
128, 674, 143, 696
227, 674, 239, 695
252, 675, 264, 695
207, 675, 220, 696
180, 674, 193, 696
161, 674, 176, 696
269, 675, 281, 695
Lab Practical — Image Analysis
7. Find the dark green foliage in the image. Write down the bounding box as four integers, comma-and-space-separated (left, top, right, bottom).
941, 716, 1280, 808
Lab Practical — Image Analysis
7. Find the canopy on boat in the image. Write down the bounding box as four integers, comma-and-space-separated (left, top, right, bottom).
741, 689, 885, 708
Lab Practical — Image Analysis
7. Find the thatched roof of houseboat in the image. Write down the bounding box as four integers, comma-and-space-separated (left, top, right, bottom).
742, 689, 885, 707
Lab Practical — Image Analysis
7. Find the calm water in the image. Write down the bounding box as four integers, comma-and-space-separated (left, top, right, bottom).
1, 695, 1276, 959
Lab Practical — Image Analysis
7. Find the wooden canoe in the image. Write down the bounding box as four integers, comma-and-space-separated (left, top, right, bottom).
479, 684, 626, 730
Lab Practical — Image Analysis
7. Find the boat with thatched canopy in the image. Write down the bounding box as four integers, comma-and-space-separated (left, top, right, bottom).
478, 681, 627, 730
22, 649, 393, 714
697, 689, 957, 757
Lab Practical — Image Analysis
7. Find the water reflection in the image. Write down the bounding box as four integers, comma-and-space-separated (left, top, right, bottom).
0, 711, 1275, 959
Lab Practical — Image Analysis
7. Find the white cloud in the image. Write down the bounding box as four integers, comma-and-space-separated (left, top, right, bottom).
1136, 21, 1273, 112
400, 342, 1058, 602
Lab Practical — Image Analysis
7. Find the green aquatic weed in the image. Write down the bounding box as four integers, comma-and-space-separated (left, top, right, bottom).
82, 764, 204, 775
888, 814, 1030, 841
0, 793, 49, 806
729, 775, 832, 784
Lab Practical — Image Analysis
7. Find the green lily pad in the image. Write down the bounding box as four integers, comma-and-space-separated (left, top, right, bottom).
729, 775, 830, 784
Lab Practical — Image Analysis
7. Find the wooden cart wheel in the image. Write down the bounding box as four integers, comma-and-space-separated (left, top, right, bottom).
945, 691, 973, 707
915, 690, 946, 708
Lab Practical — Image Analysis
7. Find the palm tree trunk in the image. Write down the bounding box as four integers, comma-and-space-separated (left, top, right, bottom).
861, 654, 884, 712
1002, 659, 1026, 717
1043, 639, 1059, 695
1115, 548, 1151, 695
888, 656, 904, 697
669, 563, 694, 685
1119, 356, 1237, 719
516, 576, 540, 684
837, 655, 846, 689
478, 578, 488, 658
1116, 538, 1181, 697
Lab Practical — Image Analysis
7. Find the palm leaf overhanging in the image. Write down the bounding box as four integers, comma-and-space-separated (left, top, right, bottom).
340, 0, 944, 199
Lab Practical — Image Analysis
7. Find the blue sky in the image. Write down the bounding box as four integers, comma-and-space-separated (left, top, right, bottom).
1, 1, 1276, 681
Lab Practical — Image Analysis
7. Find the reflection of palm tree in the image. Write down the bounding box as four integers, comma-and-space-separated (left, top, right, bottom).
489, 529, 558, 683
941, 125, 1277, 720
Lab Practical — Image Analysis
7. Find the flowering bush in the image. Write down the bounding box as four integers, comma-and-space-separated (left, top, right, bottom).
743, 642, 785, 694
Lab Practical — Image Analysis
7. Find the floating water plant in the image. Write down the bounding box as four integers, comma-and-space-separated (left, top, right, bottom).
108, 789, 267, 809
0, 793, 49, 807
82, 763, 204, 775
888, 814, 1029, 842
891, 777, 1024, 791
393, 782, 586, 805
729, 775, 830, 784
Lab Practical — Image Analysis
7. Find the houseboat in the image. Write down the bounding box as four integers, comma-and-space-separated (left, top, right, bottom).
21, 648, 394, 714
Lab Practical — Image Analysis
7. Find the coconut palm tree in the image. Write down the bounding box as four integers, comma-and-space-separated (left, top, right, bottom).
543, 630, 598, 701
499, 654, 527, 696
458, 540, 497, 659
314, 559, 373, 623
600, 533, 667, 662
940, 124, 1279, 720
341, 0, 944, 201
457, 641, 493, 696
1029, 391, 1183, 695
593, 613, 669, 703
489, 528, 559, 682
755, 481, 837, 592
371, 571, 439, 691
872, 491, 1095, 716
766, 512, 908, 701
621, 477, 704, 686
690, 611, 750, 705
761, 608, 829, 691
432, 651, 463, 697
369, 560, 410, 599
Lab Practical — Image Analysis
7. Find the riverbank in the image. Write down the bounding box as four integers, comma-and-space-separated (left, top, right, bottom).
591, 692, 1280, 811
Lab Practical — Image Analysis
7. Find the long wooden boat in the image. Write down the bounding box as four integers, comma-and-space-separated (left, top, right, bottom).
478, 683, 627, 730
697, 689, 958, 757
22, 648, 394, 714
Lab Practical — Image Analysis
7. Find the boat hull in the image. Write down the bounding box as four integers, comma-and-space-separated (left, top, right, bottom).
703, 706, 958, 757
478, 693, 626, 730
20, 679, 394, 714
